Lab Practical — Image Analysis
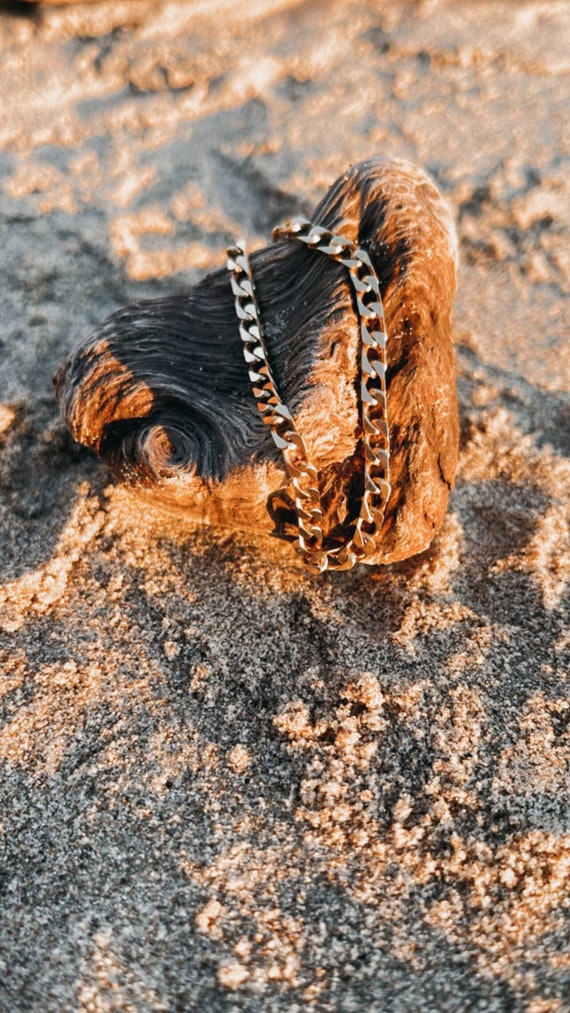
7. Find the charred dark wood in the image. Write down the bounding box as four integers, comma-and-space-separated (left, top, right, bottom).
54, 158, 459, 566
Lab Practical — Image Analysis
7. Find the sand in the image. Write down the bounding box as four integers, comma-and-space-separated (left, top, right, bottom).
0, 1, 569, 1010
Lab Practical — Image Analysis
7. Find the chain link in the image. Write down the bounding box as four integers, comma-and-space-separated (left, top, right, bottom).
227, 216, 391, 572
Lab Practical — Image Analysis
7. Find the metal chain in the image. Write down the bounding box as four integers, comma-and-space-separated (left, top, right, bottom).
227, 216, 391, 573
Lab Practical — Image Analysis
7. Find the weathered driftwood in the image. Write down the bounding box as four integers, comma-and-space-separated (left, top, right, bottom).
55, 158, 459, 567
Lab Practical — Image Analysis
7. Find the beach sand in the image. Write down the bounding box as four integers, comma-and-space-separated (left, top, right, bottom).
0, 1, 569, 1009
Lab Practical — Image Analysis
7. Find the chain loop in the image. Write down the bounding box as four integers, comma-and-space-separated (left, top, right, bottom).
227, 217, 391, 572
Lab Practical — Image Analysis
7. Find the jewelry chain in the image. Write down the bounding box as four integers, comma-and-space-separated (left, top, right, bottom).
227, 216, 391, 572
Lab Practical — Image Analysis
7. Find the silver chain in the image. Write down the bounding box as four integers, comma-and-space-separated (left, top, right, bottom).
227, 216, 391, 572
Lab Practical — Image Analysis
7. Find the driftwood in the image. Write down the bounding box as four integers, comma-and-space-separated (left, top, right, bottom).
55, 158, 459, 567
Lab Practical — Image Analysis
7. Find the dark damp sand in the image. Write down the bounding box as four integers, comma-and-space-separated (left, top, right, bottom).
0, 2, 569, 1011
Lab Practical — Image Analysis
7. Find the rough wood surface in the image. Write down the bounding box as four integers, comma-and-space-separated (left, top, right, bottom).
55, 158, 459, 565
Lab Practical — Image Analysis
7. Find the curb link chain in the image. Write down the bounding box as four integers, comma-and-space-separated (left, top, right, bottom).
227, 217, 391, 573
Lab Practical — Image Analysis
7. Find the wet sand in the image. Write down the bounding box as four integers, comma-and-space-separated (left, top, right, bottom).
0, 2, 569, 1010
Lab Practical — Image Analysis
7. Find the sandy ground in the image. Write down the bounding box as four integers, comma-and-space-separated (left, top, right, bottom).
0, 1, 569, 1010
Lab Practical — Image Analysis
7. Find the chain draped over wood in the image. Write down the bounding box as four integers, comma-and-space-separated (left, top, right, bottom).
227, 216, 391, 573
